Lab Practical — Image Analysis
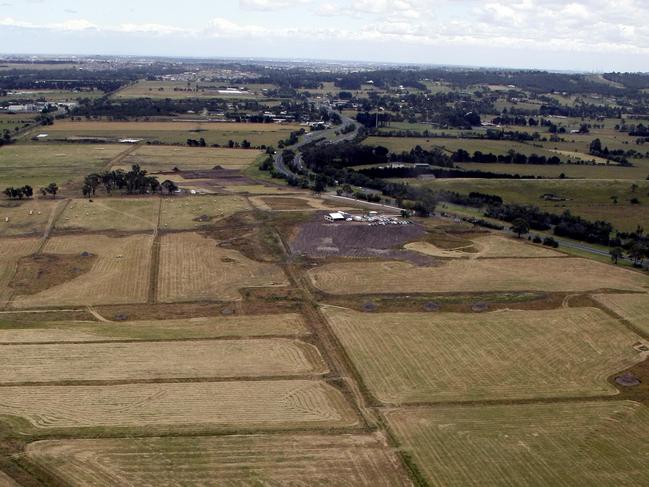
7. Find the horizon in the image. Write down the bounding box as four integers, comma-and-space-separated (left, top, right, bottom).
1, 0, 648, 72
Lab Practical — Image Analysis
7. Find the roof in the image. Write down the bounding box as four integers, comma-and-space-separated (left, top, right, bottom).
328, 212, 345, 220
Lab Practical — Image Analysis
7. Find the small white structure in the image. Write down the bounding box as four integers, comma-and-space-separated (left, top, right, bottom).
325, 212, 346, 222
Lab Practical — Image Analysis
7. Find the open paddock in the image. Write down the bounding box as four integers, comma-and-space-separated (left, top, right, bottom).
44, 120, 301, 146
0, 380, 358, 432
121, 145, 263, 172
112, 80, 273, 100
0, 144, 128, 188
0, 472, 18, 487
0, 238, 40, 307
55, 198, 159, 232
250, 195, 339, 211
0, 339, 326, 383
160, 195, 250, 230
406, 234, 563, 259
0, 199, 58, 237
11, 234, 152, 308
27, 433, 408, 487
0, 313, 308, 343
386, 401, 649, 487
323, 306, 647, 404
593, 293, 649, 336
308, 258, 649, 295
457, 162, 649, 180
157, 232, 288, 302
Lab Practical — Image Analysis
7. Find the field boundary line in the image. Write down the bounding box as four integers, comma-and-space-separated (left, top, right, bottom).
37, 198, 69, 253
86, 306, 111, 323
102, 143, 140, 171
147, 198, 162, 304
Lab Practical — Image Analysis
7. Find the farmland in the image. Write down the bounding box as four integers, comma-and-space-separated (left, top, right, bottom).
308, 258, 649, 295
156, 232, 288, 302
0, 380, 358, 431
39, 120, 301, 146
3, 59, 649, 486
323, 306, 647, 404
0, 313, 309, 343
27, 433, 409, 486
0, 339, 326, 383
120, 145, 263, 172
0, 144, 128, 188
386, 401, 649, 487
11, 234, 152, 308
593, 293, 649, 336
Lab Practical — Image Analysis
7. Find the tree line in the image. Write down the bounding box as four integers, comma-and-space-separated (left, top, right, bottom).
81, 165, 178, 196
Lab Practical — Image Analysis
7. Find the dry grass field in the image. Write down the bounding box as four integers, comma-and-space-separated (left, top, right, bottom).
406, 234, 563, 259
323, 306, 646, 404
309, 258, 649, 295
11, 234, 152, 308
0, 144, 127, 188
27, 433, 409, 486
44, 120, 301, 146
121, 145, 263, 172
0, 313, 309, 343
0, 238, 40, 307
386, 401, 649, 487
0, 339, 326, 383
593, 293, 649, 336
0, 200, 58, 237
157, 232, 288, 302
0, 472, 18, 487
249, 195, 339, 211
224, 184, 299, 195
55, 198, 159, 232
160, 195, 249, 230
0, 380, 358, 431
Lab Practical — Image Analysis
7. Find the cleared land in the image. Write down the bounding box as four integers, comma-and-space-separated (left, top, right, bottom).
11, 234, 152, 308
43, 120, 301, 146
0, 313, 308, 343
0, 238, 40, 307
0, 339, 326, 383
56, 198, 159, 232
250, 195, 338, 211
309, 258, 649, 295
406, 235, 563, 259
121, 145, 262, 172
593, 293, 649, 336
160, 195, 249, 230
27, 433, 409, 486
0, 144, 127, 188
386, 401, 649, 487
0, 380, 358, 430
157, 232, 288, 302
323, 306, 646, 404
0, 199, 58, 237
113, 80, 272, 99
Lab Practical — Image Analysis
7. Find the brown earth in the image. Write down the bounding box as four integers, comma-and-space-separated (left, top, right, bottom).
10, 253, 96, 297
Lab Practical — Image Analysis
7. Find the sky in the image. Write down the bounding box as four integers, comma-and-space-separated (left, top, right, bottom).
1, 0, 648, 71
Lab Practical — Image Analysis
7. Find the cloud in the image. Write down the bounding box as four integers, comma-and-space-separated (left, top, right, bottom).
239, 0, 310, 10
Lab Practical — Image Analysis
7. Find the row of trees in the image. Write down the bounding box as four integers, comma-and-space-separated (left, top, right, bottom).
4, 184, 58, 199
82, 165, 178, 196
452, 149, 562, 165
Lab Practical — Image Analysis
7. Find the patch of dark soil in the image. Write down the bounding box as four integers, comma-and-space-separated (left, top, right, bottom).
113, 314, 128, 321
610, 357, 649, 406
319, 292, 574, 314
472, 302, 490, 313
615, 372, 641, 387
289, 217, 436, 264
423, 302, 440, 312
10, 253, 96, 296
221, 307, 235, 316
193, 214, 213, 223
362, 302, 378, 312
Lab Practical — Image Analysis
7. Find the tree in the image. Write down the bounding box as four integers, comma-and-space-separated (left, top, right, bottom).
511, 218, 530, 238
609, 247, 624, 265
629, 243, 647, 267
610, 195, 618, 204
46, 182, 58, 199
161, 179, 178, 195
